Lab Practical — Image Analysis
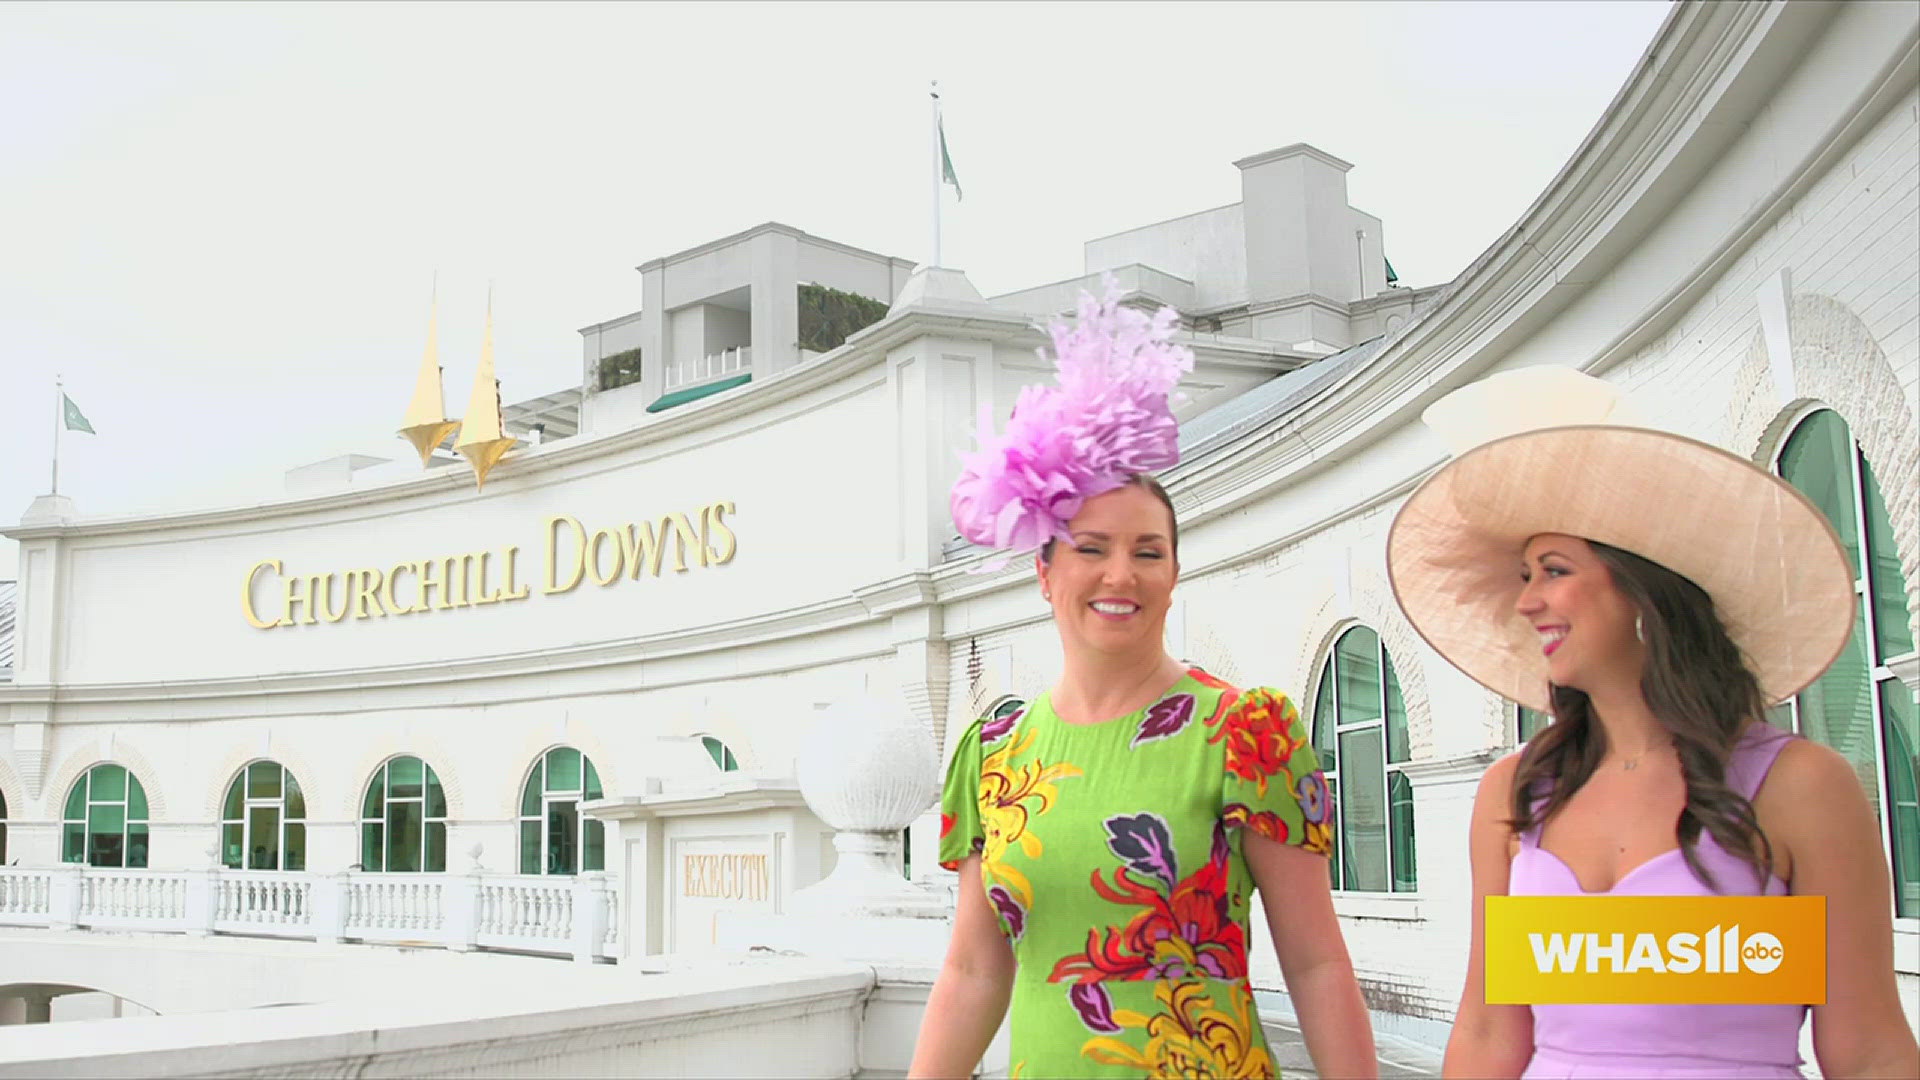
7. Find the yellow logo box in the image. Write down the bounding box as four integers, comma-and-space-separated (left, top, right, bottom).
1486, 896, 1825, 1005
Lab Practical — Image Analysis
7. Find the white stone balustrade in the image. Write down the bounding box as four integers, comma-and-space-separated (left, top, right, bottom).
0, 865, 618, 962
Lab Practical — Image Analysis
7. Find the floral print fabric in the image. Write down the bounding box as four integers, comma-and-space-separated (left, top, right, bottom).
938, 670, 1330, 1078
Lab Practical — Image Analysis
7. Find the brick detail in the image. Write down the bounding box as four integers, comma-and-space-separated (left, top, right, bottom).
1729, 292, 1920, 651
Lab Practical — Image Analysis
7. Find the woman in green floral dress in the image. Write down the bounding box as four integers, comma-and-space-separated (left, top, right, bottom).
908, 476, 1377, 1078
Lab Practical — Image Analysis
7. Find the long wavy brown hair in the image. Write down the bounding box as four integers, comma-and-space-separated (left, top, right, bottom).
1507, 540, 1779, 891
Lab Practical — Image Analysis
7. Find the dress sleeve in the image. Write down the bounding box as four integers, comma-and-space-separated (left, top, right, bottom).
937, 717, 987, 870
1219, 687, 1333, 855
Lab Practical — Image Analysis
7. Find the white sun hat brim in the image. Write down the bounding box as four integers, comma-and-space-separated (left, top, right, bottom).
1386, 367, 1855, 713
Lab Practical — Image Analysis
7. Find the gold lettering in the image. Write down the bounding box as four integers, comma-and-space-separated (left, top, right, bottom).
588, 528, 625, 586
311, 572, 347, 623
624, 519, 667, 579
243, 560, 282, 629
382, 563, 414, 617
667, 513, 705, 573
353, 568, 386, 619
703, 501, 738, 566
280, 574, 317, 627
245, 561, 282, 627
469, 551, 501, 605
544, 515, 587, 593
414, 558, 446, 612
681, 853, 769, 899
499, 546, 532, 601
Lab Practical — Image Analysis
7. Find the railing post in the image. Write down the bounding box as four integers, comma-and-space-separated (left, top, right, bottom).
446, 872, 482, 952
312, 871, 350, 945
572, 872, 608, 964
184, 865, 219, 937
47, 864, 84, 931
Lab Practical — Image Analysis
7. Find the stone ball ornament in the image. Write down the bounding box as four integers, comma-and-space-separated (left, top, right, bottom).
795, 694, 940, 834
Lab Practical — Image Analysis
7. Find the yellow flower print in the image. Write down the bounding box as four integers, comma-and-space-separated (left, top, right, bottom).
1080, 980, 1275, 1079
977, 729, 1081, 908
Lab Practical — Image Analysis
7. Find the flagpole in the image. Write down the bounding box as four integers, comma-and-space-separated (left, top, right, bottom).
930, 81, 942, 270
52, 374, 62, 496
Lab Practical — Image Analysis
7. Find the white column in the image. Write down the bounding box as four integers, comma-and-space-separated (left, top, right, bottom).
183, 865, 219, 937
47, 864, 83, 931
312, 871, 350, 945
444, 871, 482, 952
572, 872, 610, 963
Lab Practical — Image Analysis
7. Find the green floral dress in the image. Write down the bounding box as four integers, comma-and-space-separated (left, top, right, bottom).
939, 667, 1333, 1079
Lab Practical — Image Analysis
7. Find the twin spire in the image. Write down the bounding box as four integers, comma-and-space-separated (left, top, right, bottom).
397, 282, 516, 491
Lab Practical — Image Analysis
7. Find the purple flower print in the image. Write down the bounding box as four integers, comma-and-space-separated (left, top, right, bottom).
1296, 771, 1331, 824
1104, 813, 1178, 888
1132, 693, 1196, 747
1068, 982, 1121, 1034
987, 885, 1026, 940
980, 709, 1022, 745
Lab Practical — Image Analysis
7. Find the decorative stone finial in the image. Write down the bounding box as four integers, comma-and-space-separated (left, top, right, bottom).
791, 695, 943, 915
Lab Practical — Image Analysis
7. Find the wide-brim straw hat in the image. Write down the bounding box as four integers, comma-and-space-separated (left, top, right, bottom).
1386, 366, 1854, 713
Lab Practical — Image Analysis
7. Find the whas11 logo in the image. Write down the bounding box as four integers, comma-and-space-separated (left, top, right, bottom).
1529, 924, 1786, 975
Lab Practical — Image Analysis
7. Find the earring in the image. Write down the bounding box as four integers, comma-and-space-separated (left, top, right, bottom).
1634, 614, 1645, 643
1042, 589, 1051, 601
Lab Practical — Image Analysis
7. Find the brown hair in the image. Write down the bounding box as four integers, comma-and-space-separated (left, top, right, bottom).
1507, 540, 1776, 891
1039, 474, 1178, 563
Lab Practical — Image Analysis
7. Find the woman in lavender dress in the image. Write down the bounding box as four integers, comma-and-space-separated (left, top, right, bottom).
1386, 368, 1917, 1077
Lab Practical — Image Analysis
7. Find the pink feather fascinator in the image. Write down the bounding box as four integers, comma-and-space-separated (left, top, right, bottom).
950, 279, 1194, 556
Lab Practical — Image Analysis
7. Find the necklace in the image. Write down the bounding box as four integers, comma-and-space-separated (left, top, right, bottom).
1619, 744, 1669, 770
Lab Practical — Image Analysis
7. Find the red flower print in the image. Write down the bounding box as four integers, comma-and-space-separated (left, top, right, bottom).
1222, 802, 1290, 845
1206, 689, 1306, 797
1052, 817, 1247, 984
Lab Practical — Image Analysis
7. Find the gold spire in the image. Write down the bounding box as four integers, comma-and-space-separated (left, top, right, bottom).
454, 288, 516, 490
398, 278, 460, 466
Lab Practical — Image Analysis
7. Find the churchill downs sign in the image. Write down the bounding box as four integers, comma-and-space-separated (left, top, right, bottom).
242, 501, 737, 629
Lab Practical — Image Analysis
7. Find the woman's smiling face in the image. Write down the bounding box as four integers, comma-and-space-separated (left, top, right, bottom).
1514, 533, 1645, 693
1036, 483, 1179, 658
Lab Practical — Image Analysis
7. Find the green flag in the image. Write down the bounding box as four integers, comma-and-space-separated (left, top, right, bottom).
939, 115, 962, 201
63, 393, 94, 434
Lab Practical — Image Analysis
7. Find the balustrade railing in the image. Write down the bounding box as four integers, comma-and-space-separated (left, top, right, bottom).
0, 865, 616, 962
214, 871, 312, 936
80, 869, 188, 926
664, 345, 751, 391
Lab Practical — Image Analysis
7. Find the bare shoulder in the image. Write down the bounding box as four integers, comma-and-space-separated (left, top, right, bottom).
1757, 735, 1861, 807
1477, 750, 1526, 805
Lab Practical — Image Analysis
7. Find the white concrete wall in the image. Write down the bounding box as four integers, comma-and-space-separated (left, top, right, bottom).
0, 935, 873, 1079
702, 303, 751, 355
1084, 204, 1246, 311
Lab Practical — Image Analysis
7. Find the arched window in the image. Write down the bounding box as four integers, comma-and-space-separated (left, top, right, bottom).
1310, 626, 1416, 893
62, 764, 150, 868
1775, 408, 1919, 916
518, 747, 605, 876
220, 761, 307, 871
701, 736, 740, 773
1516, 705, 1551, 745
360, 756, 447, 873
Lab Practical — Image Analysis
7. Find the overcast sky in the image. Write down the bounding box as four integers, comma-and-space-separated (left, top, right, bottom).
0, 0, 1672, 578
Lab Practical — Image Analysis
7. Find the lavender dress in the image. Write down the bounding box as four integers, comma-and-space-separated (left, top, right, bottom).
1509, 724, 1805, 1079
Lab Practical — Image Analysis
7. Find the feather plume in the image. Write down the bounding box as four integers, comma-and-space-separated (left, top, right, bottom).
949, 278, 1193, 554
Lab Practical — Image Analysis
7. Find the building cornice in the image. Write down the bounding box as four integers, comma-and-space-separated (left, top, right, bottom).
576, 308, 645, 336
635, 221, 914, 274
1232, 143, 1354, 173
583, 781, 811, 822
1347, 284, 1446, 315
